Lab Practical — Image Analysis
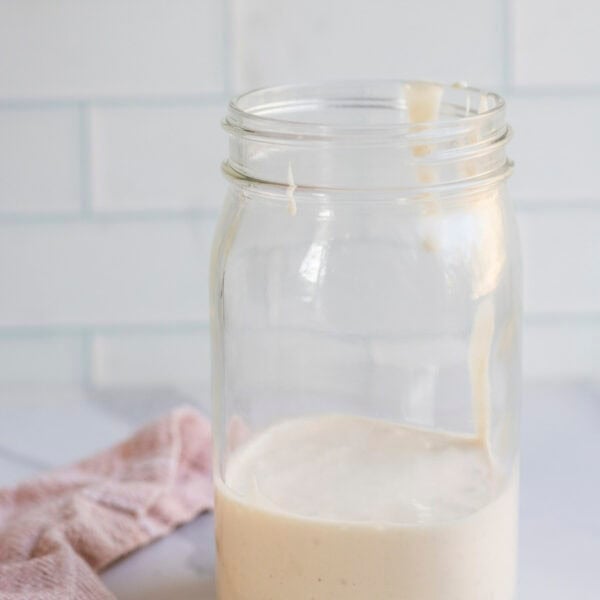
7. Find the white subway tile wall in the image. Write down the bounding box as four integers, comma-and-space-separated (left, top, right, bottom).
0, 220, 214, 328
0, 336, 83, 384
520, 210, 600, 315
232, 0, 506, 91
508, 96, 600, 203
91, 331, 210, 387
90, 106, 226, 212
0, 1, 224, 99
513, 0, 600, 88
524, 320, 600, 381
0, 0, 597, 389
0, 108, 82, 215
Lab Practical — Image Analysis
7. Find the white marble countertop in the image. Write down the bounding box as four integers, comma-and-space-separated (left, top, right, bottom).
0, 381, 598, 599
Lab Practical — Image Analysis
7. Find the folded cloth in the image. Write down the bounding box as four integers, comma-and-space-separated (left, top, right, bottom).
0, 406, 213, 600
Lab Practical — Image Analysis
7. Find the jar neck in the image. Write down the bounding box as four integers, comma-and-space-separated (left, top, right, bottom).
223, 81, 511, 195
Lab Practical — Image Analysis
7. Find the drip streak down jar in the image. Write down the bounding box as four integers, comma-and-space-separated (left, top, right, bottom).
211, 81, 520, 600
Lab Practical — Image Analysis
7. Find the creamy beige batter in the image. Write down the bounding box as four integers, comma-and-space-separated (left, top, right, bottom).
216, 415, 517, 600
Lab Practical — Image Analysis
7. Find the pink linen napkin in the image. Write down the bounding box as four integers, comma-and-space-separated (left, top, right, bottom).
0, 406, 213, 599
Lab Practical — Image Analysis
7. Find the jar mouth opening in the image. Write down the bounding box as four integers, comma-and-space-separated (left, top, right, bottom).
224, 80, 511, 192
225, 80, 505, 143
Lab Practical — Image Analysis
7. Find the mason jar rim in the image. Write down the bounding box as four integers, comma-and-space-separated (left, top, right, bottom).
225, 80, 506, 143
223, 80, 511, 194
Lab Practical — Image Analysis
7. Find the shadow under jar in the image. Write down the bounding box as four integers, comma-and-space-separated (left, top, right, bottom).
211, 81, 520, 600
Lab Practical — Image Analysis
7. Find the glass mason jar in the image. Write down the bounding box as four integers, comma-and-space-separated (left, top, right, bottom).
211, 81, 520, 600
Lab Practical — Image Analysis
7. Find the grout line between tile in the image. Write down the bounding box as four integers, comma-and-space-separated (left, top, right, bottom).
0, 209, 220, 226
0, 93, 226, 111
524, 313, 600, 325
0, 315, 598, 342
502, 0, 515, 93
0, 322, 210, 339
516, 200, 600, 212
0, 89, 599, 110
0, 201, 598, 227
221, 0, 234, 97
508, 85, 600, 98
79, 102, 93, 215
80, 332, 93, 388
